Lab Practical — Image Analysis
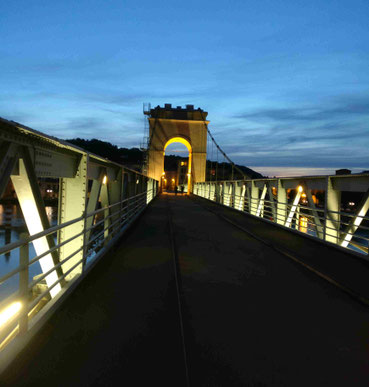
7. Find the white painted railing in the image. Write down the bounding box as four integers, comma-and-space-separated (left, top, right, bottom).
0, 187, 157, 361
194, 174, 369, 256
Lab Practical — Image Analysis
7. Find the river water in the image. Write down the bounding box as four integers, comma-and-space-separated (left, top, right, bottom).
0, 204, 58, 301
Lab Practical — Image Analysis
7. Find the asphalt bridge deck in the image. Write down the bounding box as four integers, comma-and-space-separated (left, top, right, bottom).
2, 194, 369, 386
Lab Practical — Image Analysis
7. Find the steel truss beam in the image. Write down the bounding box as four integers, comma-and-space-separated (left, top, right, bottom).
340, 190, 369, 248
11, 147, 63, 298
58, 154, 88, 280
0, 141, 19, 198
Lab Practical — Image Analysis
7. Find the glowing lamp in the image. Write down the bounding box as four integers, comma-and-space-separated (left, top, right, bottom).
102, 175, 107, 185
298, 186, 303, 193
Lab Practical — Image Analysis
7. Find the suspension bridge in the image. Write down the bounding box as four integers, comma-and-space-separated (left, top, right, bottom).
0, 106, 369, 386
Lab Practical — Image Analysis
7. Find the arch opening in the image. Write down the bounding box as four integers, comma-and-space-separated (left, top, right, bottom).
162, 137, 192, 194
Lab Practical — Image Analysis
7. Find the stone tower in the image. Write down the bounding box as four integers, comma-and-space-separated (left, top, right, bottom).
145, 104, 208, 193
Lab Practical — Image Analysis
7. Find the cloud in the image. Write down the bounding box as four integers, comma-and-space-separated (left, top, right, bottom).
236, 94, 369, 123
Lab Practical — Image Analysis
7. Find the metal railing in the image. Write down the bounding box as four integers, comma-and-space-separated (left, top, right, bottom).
0, 189, 155, 353
194, 177, 369, 256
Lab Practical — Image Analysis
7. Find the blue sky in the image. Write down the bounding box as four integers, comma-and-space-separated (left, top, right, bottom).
1, 0, 368, 176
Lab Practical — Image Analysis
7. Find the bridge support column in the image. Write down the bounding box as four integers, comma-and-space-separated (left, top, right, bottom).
325, 177, 341, 244
277, 179, 287, 225
58, 154, 88, 281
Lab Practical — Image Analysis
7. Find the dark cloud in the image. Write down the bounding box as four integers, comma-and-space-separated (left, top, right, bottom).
236, 95, 369, 123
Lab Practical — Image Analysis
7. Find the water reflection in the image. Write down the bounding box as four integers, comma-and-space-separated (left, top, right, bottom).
0, 204, 58, 300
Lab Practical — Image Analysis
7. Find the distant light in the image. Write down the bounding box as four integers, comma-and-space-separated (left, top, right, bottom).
0, 302, 21, 327
298, 186, 303, 193
187, 173, 191, 176
102, 175, 107, 185
301, 193, 307, 198
172, 178, 175, 182
299, 216, 308, 233
349, 202, 355, 206
162, 172, 165, 176
136, 179, 139, 184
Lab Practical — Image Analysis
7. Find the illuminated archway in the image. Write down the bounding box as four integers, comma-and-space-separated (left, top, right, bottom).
163, 136, 192, 194
146, 104, 209, 192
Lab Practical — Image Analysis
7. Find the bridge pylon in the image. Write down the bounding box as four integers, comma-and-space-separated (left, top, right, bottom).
144, 104, 208, 193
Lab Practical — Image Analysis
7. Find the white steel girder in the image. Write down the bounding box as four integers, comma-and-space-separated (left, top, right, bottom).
256, 184, 267, 217
234, 183, 244, 211
325, 177, 341, 244
305, 189, 324, 239
58, 154, 88, 280
11, 151, 62, 298
285, 189, 302, 228
0, 141, 19, 198
340, 190, 369, 248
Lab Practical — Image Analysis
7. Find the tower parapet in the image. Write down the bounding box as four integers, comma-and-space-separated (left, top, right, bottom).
145, 104, 208, 121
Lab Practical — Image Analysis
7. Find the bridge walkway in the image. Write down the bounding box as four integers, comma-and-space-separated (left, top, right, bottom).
2, 194, 369, 386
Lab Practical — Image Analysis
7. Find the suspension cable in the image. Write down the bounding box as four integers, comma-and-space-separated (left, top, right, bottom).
200, 111, 248, 180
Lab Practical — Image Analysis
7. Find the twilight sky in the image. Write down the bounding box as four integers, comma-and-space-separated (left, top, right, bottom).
1, 0, 368, 177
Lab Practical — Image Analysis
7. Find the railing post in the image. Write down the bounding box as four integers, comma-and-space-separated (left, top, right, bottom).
82, 208, 88, 272
19, 233, 29, 335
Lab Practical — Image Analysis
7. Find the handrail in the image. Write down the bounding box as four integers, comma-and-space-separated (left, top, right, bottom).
194, 179, 369, 255
0, 186, 157, 353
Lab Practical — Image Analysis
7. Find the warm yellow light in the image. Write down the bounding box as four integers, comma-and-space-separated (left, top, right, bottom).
162, 172, 165, 176
172, 178, 175, 182
301, 193, 307, 198
298, 185, 303, 193
102, 175, 107, 185
164, 179, 167, 182
187, 173, 191, 176
299, 216, 308, 233
0, 302, 21, 327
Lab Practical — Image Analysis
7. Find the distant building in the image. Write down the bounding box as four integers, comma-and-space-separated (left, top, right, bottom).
335, 169, 351, 175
